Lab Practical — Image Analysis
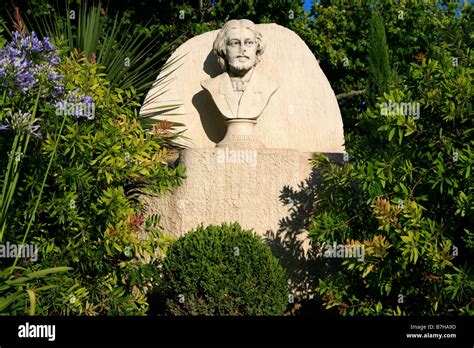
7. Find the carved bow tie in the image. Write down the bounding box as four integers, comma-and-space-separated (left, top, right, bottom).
231, 79, 246, 92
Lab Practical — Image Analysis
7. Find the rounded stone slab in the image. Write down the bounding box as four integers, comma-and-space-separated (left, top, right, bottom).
141, 23, 345, 153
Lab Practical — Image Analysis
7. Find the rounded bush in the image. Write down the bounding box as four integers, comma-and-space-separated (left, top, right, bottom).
158, 223, 289, 315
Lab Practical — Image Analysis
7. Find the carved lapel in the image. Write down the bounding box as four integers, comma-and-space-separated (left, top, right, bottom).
238, 72, 263, 118
219, 73, 240, 118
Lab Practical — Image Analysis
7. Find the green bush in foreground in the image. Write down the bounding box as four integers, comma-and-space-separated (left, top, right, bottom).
158, 223, 289, 315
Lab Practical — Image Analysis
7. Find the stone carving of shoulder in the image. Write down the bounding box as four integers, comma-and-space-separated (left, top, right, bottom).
200, 73, 227, 92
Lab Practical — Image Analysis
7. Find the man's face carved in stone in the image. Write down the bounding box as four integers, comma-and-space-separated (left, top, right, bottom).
225, 27, 258, 74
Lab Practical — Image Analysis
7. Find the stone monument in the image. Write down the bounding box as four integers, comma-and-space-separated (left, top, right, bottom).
140, 20, 345, 296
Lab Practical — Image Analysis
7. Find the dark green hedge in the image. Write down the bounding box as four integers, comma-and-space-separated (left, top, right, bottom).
158, 223, 289, 315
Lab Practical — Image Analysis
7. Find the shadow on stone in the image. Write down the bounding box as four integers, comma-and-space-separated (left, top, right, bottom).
202, 49, 222, 77
264, 157, 342, 316
191, 89, 226, 143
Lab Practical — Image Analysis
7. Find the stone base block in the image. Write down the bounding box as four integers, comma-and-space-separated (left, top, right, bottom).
143, 148, 311, 237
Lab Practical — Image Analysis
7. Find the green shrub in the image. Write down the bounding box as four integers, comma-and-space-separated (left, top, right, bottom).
309, 53, 473, 315
158, 223, 289, 315
1, 43, 185, 314
300, 1, 473, 317
25, 51, 185, 315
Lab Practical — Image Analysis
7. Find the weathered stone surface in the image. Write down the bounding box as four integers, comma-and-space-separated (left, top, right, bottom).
141, 23, 345, 153
143, 148, 313, 238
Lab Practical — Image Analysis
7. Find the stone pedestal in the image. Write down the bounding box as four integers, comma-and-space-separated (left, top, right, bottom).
143, 148, 312, 239
216, 119, 264, 148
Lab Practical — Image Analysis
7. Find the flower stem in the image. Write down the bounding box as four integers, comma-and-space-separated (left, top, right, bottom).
0, 133, 21, 241
11, 113, 67, 272
0, 86, 41, 242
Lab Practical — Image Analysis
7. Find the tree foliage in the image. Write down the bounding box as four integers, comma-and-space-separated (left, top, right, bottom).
309, 9, 473, 314
367, 10, 391, 102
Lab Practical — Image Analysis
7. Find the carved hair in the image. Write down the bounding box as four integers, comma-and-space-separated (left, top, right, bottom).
213, 19, 265, 72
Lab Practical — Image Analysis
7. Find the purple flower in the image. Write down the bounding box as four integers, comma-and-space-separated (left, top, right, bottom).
0, 31, 93, 130
50, 55, 60, 65
26, 118, 41, 138
5, 110, 41, 138
55, 92, 95, 120
52, 82, 65, 98
0, 31, 63, 97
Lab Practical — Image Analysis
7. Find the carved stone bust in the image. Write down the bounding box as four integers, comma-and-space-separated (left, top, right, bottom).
142, 22, 345, 153
201, 19, 278, 148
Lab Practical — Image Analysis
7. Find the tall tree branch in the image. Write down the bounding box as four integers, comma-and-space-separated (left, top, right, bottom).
335, 89, 366, 100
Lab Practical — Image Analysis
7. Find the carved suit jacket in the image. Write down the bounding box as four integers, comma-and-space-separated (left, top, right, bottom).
201, 71, 278, 119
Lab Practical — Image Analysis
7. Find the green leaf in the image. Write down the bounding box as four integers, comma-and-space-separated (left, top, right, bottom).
388, 128, 396, 142
362, 264, 374, 278
0, 291, 25, 312
376, 301, 382, 313
398, 129, 404, 145
399, 183, 408, 195
412, 248, 419, 264
5, 267, 72, 285
400, 235, 411, 243
25, 267, 73, 279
